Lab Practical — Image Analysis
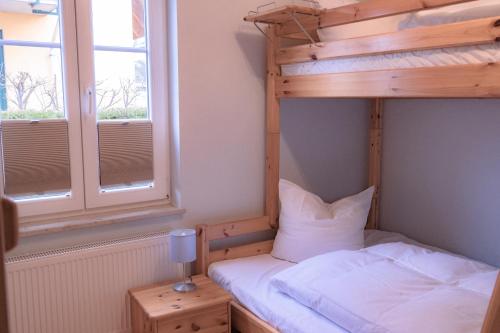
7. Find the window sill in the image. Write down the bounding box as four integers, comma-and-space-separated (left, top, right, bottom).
19, 205, 186, 237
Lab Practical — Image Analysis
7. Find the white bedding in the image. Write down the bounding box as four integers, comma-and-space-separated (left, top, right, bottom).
209, 230, 427, 333
283, 0, 500, 76
271, 242, 499, 333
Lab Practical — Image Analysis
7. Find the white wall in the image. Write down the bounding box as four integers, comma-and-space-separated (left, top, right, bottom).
174, 0, 266, 224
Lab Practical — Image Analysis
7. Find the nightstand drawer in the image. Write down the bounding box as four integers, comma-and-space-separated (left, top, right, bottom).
157, 303, 229, 333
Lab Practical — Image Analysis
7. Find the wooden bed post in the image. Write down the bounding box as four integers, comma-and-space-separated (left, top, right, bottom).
196, 224, 209, 275
481, 272, 500, 333
367, 98, 383, 229
265, 26, 281, 228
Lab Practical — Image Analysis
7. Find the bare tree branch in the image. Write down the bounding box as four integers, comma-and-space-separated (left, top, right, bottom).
120, 78, 141, 109
36, 76, 60, 112
95, 79, 121, 110
6, 72, 44, 110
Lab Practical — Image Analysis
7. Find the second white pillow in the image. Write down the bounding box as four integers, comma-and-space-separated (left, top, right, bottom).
271, 179, 374, 263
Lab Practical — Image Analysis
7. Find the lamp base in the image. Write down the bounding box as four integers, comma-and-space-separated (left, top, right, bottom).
172, 281, 197, 293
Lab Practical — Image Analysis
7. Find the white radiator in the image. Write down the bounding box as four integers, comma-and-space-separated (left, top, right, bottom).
5, 232, 181, 333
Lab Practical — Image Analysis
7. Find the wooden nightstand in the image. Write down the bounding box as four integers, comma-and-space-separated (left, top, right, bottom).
129, 275, 232, 333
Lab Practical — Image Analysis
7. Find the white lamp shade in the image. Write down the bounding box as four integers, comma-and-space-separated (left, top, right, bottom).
169, 229, 197, 263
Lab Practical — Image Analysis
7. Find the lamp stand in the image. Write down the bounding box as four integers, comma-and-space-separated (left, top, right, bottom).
173, 262, 197, 293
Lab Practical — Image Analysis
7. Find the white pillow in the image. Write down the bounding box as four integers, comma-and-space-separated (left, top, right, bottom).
271, 179, 374, 263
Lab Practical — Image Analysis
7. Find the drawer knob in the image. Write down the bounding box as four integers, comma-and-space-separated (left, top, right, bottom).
191, 323, 200, 331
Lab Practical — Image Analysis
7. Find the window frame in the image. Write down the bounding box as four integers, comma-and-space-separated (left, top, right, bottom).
0, 0, 86, 218
0, 0, 171, 219
75, 0, 170, 209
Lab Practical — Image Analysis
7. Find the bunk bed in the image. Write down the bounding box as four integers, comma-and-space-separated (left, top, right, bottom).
196, 0, 500, 332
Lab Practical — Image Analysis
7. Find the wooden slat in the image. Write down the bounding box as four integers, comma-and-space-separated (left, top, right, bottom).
206, 216, 271, 241
285, 30, 321, 41
481, 273, 500, 333
196, 224, 209, 275
266, 26, 281, 228
266, 134, 280, 228
243, 5, 322, 24
277, 16, 500, 65
277, 63, 500, 98
277, 0, 477, 37
366, 99, 383, 230
208, 240, 274, 265
231, 301, 279, 333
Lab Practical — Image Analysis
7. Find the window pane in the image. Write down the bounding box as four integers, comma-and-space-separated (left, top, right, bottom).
94, 51, 148, 120
92, 0, 145, 49
0, 0, 64, 119
0, 0, 60, 43
0, 45, 64, 119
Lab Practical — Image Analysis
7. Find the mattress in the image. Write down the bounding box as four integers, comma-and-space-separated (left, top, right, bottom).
282, 44, 500, 76
282, 0, 500, 77
208, 230, 427, 333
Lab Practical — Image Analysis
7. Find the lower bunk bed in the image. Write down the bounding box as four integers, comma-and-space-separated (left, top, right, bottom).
198, 226, 499, 333
210, 230, 415, 333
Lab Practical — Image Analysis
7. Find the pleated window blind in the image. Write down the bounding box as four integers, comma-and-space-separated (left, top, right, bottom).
1, 120, 71, 197
98, 121, 153, 189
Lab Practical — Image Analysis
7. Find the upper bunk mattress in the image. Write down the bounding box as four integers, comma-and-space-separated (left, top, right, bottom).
208, 230, 433, 333
282, 44, 500, 76
282, 0, 500, 76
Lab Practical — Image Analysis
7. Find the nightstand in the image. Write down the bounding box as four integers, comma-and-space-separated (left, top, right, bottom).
129, 275, 232, 333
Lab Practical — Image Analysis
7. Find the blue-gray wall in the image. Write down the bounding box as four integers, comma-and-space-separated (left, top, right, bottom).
281, 98, 500, 267
280, 98, 369, 202
381, 99, 500, 267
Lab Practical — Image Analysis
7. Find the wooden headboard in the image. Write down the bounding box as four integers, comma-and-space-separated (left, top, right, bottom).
196, 216, 275, 275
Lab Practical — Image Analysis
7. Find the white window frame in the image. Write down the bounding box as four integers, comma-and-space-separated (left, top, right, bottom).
0, 0, 85, 218
75, 0, 170, 209
0, 0, 170, 219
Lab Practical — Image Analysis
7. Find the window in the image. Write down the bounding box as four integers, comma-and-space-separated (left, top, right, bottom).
0, 0, 169, 219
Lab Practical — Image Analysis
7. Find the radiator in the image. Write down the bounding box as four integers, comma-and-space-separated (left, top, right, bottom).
5, 232, 181, 333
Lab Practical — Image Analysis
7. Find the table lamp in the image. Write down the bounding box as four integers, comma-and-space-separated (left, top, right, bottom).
169, 229, 197, 292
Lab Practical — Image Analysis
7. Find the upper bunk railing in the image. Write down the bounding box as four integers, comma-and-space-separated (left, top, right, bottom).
277, 16, 500, 65
276, 0, 477, 39
245, 0, 500, 98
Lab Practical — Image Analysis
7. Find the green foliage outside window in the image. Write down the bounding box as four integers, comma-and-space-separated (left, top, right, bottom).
1, 107, 147, 120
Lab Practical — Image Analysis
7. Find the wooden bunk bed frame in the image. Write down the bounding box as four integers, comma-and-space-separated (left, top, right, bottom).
196, 1, 500, 332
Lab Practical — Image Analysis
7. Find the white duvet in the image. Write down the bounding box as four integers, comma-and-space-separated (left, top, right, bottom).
271, 242, 498, 333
